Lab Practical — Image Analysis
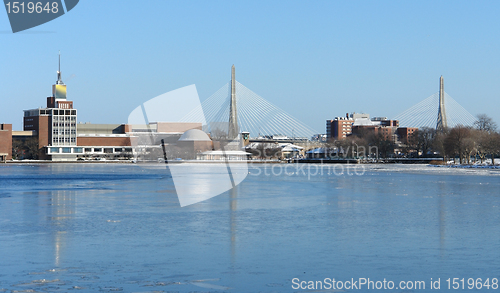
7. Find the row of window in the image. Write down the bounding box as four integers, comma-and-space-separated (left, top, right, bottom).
53, 110, 76, 116
53, 116, 76, 121
53, 130, 76, 135
24, 109, 76, 117
84, 148, 132, 153
53, 122, 77, 127
52, 137, 76, 144
48, 147, 133, 154
49, 147, 82, 154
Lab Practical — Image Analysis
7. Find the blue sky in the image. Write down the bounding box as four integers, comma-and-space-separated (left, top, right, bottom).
1, 0, 499, 132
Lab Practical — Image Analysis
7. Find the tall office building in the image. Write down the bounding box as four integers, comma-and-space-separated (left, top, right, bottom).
23, 53, 78, 159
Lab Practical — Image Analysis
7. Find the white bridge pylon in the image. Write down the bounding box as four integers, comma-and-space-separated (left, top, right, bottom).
394, 92, 477, 129
181, 81, 318, 139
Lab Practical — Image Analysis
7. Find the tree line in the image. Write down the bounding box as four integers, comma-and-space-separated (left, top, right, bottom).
408, 114, 500, 164
325, 114, 500, 163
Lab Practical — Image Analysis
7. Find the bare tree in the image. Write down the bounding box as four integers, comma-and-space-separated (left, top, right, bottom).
477, 130, 500, 165
432, 130, 447, 160
365, 133, 394, 158
475, 114, 498, 132
415, 127, 436, 157
473, 114, 500, 165
492, 132, 500, 165
444, 126, 472, 164
12, 138, 39, 160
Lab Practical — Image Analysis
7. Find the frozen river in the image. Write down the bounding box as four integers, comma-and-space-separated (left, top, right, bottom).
0, 163, 499, 292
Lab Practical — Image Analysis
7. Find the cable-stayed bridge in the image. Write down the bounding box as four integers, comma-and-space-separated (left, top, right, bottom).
395, 92, 477, 128
395, 77, 477, 129
181, 77, 318, 139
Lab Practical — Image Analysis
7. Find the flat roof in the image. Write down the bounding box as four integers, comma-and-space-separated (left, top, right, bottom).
12, 131, 35, 136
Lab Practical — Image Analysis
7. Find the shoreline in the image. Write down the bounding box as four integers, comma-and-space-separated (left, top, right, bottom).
3, 159, 499, 168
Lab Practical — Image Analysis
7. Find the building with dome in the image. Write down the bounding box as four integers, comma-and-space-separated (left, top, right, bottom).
176, 129, 214, 160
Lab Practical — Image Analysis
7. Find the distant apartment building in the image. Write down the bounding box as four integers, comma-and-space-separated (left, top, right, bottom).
326, 112, 417, 144
351, 115, 399, 142
326, 113, 397, 141
0, 124, 12, 161
326, 113, 354, 141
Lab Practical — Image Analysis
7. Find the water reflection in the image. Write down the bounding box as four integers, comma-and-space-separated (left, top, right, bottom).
2, 164, 499, 292
49, 190, 76, 266
230, 186, 238, 264
20, 187, 76, 267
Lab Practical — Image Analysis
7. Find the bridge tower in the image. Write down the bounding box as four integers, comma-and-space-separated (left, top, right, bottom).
228, 65, 239, 139
436, 76, 448, 131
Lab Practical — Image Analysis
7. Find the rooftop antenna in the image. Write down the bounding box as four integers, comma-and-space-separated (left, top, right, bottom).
56, 50, 63, 84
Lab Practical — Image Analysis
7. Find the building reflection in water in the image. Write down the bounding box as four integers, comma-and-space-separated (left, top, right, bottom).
48, 190, 76, 267
229, 186, 238, 264
437, 183, 446, 256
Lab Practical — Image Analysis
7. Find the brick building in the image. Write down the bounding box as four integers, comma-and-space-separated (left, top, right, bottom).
326, 112, 420, 145
326, 114, 354, 141
0, 124, 12, 161
396, 127, 419, 144
23, 61, 77, 160
326, 113, 398, 141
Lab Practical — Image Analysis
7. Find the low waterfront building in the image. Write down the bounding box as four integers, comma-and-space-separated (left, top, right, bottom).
175, 129, 213, 160
280, 143, 304, 159
306, 147, 337, 159
197, 150, 250, 161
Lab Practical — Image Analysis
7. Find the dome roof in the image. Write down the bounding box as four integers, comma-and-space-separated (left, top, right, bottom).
179, 129, 211, 141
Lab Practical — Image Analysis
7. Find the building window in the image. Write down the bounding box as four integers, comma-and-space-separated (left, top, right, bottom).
94, 148, 102, 153
49, 147, 59, 153
62, 148, 71, 153
73, 148, 83, 153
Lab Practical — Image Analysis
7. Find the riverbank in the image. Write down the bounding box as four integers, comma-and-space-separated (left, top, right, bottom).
431, 163, 500, 169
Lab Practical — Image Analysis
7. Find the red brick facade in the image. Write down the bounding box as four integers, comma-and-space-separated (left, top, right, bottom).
397, 127, 418, 144
0, 124, 13, 160
23, 115, 50, 159
77, 137, 132, 147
